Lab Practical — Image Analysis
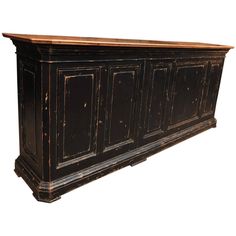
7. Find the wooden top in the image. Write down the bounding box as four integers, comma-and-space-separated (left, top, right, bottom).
2, 33, 233, 49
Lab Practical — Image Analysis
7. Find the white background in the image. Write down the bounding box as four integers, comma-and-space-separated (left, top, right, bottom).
0, 0, 235, 235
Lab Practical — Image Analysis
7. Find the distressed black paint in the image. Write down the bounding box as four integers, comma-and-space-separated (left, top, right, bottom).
7, 40, 230, 202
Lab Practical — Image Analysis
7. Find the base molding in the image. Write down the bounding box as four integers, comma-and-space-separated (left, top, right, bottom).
15, 118, 216, 203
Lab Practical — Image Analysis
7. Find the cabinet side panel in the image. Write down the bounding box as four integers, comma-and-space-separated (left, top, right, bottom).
17, 56, 42, 178
22, 66, 37, 157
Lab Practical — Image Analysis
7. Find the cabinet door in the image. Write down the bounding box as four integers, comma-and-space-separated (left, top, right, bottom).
167, 61, 208, 130
202, 60, 224, 117
101, 62, 142, 158
56, 66, 101, 169
140, 61, 172, 144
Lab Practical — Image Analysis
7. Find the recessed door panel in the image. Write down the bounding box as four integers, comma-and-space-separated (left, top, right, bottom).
103, 63, 141, 153
57, 66, 101, 167
168, 61, 207, 130
141, 61, 171, 143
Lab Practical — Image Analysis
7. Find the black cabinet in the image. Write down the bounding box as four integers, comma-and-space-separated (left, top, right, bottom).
3, 33, 231, 202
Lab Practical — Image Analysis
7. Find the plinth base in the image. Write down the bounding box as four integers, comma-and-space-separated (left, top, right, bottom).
14, 118, 217, 202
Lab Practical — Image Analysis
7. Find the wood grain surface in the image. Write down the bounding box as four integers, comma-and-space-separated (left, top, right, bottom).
2, 33, 233, 49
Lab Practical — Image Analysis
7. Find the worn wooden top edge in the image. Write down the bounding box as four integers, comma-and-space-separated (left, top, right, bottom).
2, 33, 234, 49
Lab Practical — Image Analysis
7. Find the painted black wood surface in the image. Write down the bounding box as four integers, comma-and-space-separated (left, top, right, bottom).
5, 38, 231, 202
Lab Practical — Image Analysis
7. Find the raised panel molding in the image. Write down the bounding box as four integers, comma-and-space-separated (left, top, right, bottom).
56, 67, 101, 168
142, 61, 172, 141
167, 61, 208, 130
20, 61, 37, 162
202, 60, 224, 116
103, 63, 141, 152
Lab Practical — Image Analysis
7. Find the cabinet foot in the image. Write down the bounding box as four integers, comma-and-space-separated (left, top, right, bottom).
130, 158, 147, 167
33, 192, 61, 203
14, 168, 21, 177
